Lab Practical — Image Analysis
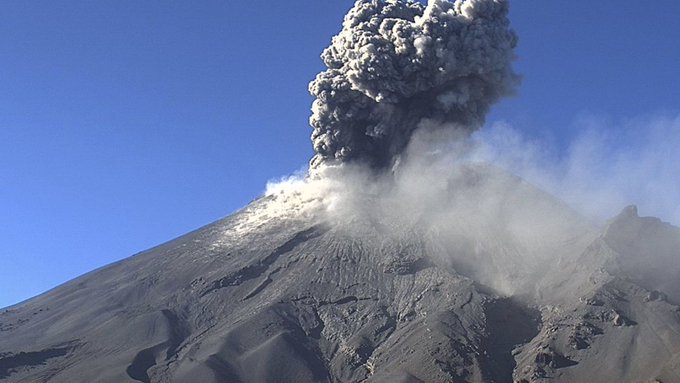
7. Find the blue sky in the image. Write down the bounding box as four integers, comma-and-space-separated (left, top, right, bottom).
1, 1, 679, 308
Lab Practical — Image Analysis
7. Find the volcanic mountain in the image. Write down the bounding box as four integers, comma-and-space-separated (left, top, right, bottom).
3, 0, 680, 382
2, 165, 680, 383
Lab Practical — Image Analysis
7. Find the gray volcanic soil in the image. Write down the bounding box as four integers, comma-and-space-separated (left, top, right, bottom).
1, 169, 680, 382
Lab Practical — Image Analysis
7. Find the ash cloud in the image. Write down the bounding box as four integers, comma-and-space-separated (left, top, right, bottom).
262, 0, 679, 298
309, 0, 518, 171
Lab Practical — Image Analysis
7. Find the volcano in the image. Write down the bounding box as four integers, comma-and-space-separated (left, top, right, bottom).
2, 165, 680, 383
3, 0, 680, 382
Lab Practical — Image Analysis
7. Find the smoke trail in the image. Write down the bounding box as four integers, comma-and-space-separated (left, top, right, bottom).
308, 0, 518, 171
472, 115, 680, 226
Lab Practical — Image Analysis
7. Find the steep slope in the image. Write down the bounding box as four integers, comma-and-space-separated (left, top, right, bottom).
514, 207, 680, 383
0, 198, 495, 383
1, 167, 679, 383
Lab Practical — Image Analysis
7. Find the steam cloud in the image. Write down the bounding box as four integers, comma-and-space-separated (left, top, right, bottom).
309, 0, 518, 170
473, 116, 680, 226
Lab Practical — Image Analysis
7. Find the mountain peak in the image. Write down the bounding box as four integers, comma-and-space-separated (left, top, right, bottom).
619, 204, 639, 218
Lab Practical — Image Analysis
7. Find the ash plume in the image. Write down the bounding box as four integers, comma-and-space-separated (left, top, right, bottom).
308, 0, 518, 171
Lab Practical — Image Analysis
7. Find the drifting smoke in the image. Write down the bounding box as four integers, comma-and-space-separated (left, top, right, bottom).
263, 114, 680, 297
473, 115, 680, 226
309, 0, 518, 170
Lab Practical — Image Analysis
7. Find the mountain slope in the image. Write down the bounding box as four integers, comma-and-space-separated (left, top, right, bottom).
514, 206, 680, 382
1, 167, 679, 383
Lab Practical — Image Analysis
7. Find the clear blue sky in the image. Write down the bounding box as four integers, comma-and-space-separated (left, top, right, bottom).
2, 1, 679, 308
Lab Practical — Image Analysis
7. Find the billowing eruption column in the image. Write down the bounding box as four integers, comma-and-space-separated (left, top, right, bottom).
309, 0, 518, 171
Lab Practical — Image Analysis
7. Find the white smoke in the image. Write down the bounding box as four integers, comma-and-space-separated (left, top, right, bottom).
473, 114, 680, 226
261, 112, 679, 296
